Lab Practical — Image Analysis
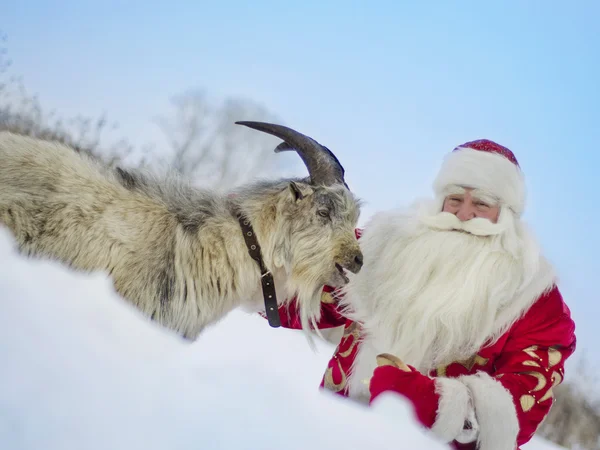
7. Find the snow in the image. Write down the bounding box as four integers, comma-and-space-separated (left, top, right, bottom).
0, 226, 563, 450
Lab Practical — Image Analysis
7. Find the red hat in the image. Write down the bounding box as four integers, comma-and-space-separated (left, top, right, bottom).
433, 139, 526, 215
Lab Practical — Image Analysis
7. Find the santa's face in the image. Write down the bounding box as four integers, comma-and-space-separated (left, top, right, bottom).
442, 187, 500, 223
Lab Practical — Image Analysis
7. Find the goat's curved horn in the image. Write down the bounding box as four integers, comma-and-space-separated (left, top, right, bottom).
235, 121, 346, 187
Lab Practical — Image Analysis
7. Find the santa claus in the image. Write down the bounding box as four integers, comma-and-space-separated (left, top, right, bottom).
271, 139, 576, 450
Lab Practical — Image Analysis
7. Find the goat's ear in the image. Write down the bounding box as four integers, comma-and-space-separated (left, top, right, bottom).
289, 181, 304, 201
289, 181, 312, 201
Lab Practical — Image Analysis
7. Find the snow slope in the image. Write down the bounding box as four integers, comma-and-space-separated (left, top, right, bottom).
0, 227, 562, 449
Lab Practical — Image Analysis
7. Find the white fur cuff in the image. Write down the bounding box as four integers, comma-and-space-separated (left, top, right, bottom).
460, 372, 520, 450
431, 377, 476, 443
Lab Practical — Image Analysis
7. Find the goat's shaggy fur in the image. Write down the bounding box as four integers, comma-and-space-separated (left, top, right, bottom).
0, 131, 362, 339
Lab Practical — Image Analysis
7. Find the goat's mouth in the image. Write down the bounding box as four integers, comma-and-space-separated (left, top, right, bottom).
334, 263, 350, 285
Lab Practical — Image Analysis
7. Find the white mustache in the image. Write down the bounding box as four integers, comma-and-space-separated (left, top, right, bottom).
419, 211, 507, 237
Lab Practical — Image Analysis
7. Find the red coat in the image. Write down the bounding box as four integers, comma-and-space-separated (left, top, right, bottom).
271, 231, 576, 449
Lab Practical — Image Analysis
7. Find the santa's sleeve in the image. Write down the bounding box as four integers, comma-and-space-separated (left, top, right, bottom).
258, 229, 363, 330
430, 287, 576, 449
264, 285, 348, 330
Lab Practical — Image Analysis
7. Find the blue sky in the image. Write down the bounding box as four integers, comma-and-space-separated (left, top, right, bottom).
3, 1, 599, 371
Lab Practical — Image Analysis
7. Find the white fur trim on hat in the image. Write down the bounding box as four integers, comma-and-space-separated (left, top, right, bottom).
432, 147, 526, 216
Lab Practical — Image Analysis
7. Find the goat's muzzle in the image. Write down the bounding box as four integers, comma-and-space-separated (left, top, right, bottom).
341, 250, 363, 274
333, 247, 363, 285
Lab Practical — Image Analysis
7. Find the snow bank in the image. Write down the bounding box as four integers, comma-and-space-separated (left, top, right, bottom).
0, 227, 562, 449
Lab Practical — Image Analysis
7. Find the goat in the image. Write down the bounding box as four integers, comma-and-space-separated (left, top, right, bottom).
0, 122, 363, 339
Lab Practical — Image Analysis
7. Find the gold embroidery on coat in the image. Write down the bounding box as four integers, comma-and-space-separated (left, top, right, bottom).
548, 347, 562, 368
320, 291, 335, 304
523, 346, 541, 360
436, 365, 447, 377
457, 354, 489, 371
436, 354, 488, 377
539, 370, 562, 403
522, 371, 547, 392
520, 394, 536, 412
342, 321, 359, 336
338, 324, 361, 358
323, 359, 347, 393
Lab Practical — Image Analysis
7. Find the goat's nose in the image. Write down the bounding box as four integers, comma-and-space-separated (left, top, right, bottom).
344, 251, 363, 274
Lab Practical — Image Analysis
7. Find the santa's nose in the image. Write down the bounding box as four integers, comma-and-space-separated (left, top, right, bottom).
456, 206, 475, 222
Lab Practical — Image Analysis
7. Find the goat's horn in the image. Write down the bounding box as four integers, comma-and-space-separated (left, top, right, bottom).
235, 121, 346, 187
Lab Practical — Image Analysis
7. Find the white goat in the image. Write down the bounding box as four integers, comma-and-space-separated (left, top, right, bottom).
0, 122, 363, 339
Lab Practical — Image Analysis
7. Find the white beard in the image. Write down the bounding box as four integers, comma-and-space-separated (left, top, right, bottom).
342, 199, 556, 401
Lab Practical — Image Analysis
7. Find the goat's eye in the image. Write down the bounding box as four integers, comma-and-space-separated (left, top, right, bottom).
317, 209, 330, 218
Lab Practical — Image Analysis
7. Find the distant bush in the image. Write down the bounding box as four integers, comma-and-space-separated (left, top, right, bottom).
0, 34, 133, 165
538, 356, 600, 449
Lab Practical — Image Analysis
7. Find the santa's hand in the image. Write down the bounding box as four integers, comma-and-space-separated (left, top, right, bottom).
369, 354, 440, 429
